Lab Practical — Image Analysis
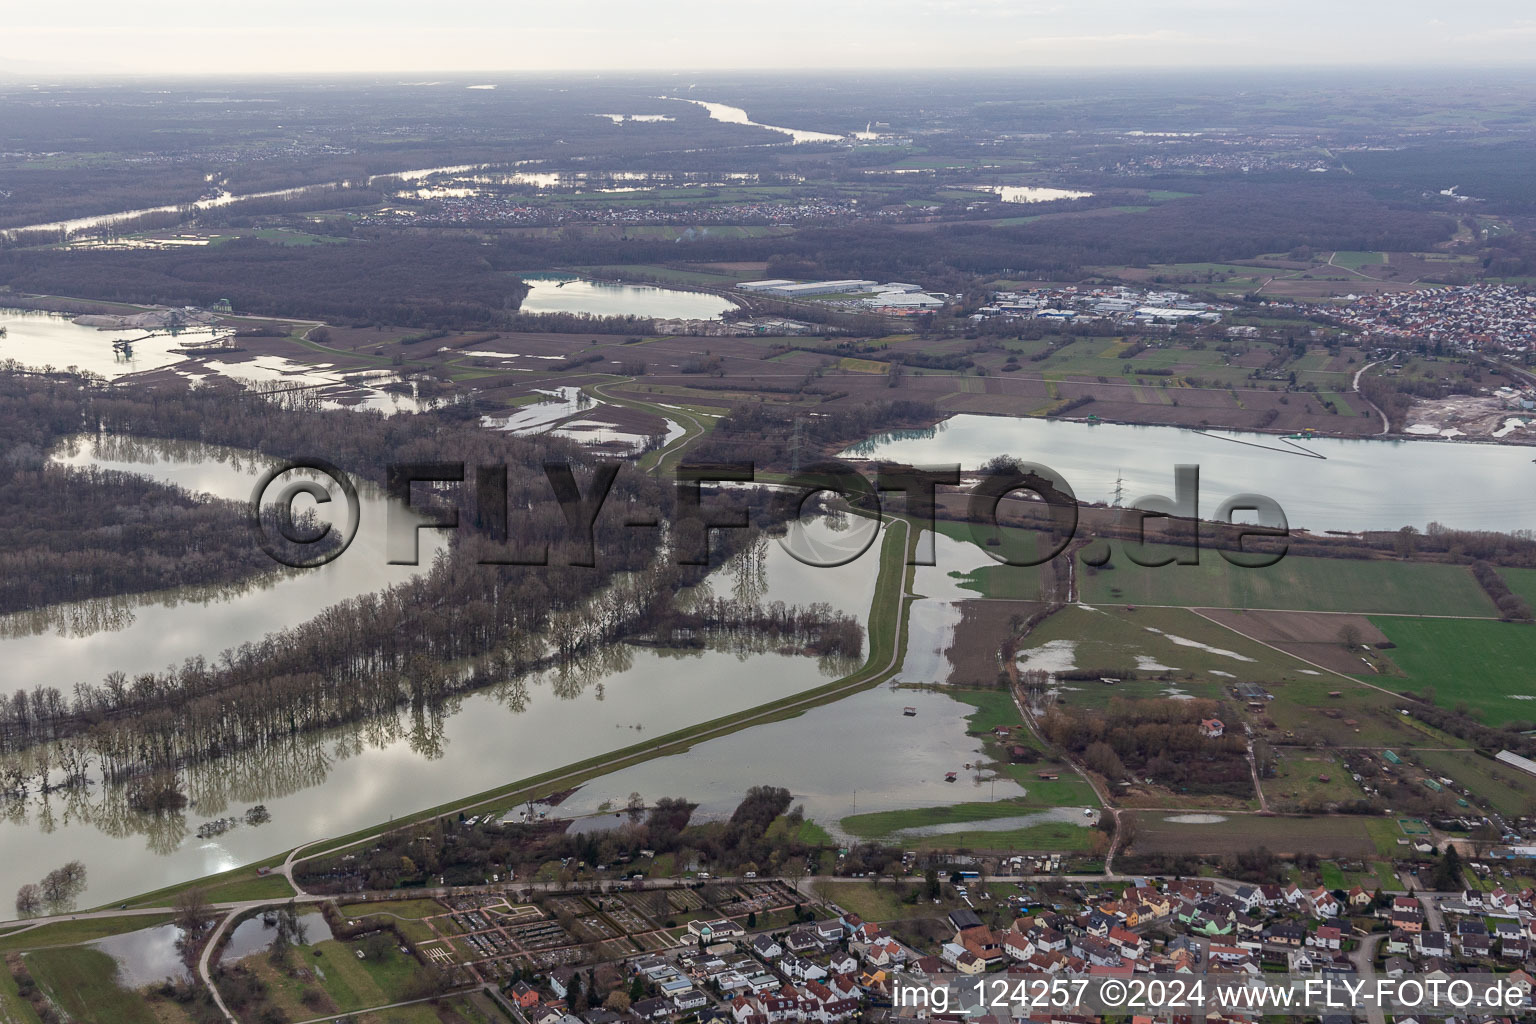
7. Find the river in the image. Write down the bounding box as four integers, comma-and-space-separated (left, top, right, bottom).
668, 98, 845, 145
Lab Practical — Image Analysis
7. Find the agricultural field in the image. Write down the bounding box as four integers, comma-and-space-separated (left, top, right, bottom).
1497, 567, 1536, 610
1079, 552, 1493, 617
1128, 811, 1377, 858
1199, 609, 1394, 676
1365, 616, 1536, 723
1013, 604, 1318, 692
1258, 673, 1464, 749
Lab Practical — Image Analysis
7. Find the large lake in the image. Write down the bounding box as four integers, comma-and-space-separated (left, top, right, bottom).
843, 414, 1536, 534
517, 274, 738, 320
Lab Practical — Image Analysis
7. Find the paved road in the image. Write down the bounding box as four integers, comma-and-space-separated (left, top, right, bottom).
1348, 931, 1388, 1024
1351, 360, 1390, 435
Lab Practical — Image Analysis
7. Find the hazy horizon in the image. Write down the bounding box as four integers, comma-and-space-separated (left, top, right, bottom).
7, 1, 1536, 77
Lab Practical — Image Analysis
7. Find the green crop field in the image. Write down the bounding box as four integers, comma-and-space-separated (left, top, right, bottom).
1079, 552, 1493, 617
1497, 567, 1536, 610
1368, 616, 1536, 723
1331, 251, 1387, 270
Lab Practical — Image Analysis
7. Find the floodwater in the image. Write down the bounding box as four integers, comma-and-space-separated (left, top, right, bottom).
553, 683, 1031, 840
1, 162, 511, 240
200, 354, 438, 415
887, 806, 1096, 840
0, 445, 883, 909
898, 530, 997, 685
482, 387, 591, 433
0, 308, 229, 378
842, 413, 1536, 533
220, 910, 332, 964
518, 274, 738, 320
90, 923, 191, 987
0, 435, 447, 681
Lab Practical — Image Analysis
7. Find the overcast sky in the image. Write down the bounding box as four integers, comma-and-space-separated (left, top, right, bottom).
7, 1, 1536, 76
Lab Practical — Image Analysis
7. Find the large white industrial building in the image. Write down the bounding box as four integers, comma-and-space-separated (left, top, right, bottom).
737, 279, 878, 296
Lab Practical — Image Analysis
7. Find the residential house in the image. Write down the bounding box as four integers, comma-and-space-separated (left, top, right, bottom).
675, 988, 709, 1013
1264, 922, 1306, 948
1003, 928, 1035, 962
779, 955, 827, 982
1307, 887, 1341, 919
1415, 931, 1450, 958
1308, 925, 1342, 951
632, 998, 671, 1021
751, 935, 783, 960
1231, 886, 1262, 914
549, 967, 577, 1000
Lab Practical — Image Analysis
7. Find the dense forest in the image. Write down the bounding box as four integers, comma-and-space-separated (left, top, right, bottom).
0, 180, 1457, 328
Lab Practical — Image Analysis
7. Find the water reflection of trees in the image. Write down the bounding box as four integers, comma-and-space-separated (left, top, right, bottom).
0, 617, 857, 848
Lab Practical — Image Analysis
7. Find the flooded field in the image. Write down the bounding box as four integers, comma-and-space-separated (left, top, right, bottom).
0, 308, 228, 378
554, 683, 1029, 839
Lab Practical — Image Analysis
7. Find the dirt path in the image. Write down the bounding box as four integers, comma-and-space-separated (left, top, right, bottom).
1245, 731, 1270, 813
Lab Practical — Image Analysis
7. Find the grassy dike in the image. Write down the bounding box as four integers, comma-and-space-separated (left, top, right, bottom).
100, 515, 919, 909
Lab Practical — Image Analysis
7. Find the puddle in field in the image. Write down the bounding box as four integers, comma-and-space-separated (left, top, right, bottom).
1163, 813, 1229, 824
1015, 639, 1078, 675
1144, 627, 1255, 661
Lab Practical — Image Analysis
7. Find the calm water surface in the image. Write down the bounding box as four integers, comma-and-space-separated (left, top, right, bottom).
518, 274, 737, 320
0, 440, 881, 909
843, 414, 1536, 533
